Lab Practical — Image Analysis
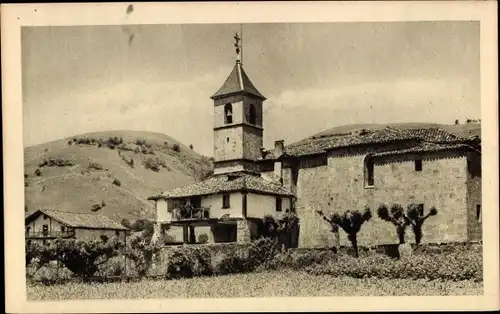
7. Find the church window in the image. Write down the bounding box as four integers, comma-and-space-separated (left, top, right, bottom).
224, 103, 233, 124
364, 155, 374, 187
249, 104, 257, 125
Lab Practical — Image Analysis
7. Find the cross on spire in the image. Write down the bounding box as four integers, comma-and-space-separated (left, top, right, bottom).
234, 32, 241, 55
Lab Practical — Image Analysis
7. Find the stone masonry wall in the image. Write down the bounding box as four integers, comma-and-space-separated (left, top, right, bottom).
236, 219, 251, 244
295, 148, 470, 248
295, 165, 339, 248
466, 152, 482, 241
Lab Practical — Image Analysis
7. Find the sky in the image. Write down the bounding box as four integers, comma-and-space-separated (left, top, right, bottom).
22, 21, 480, 156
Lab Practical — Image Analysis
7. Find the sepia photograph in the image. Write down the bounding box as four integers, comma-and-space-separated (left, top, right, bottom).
2, 1, 498, 313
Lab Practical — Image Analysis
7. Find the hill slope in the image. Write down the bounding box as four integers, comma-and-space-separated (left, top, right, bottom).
292, 122, 481, 145
24, 131, 214, 223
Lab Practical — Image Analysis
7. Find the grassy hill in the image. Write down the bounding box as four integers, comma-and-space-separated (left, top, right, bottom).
24, 130, 214, 223
292, 122, 481, 145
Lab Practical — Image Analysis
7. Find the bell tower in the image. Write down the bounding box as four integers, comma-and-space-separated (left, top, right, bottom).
210, 32, 266, 174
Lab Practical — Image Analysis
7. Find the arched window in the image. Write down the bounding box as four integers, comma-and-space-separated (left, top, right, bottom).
364, 154, 374, 187
249, 104, 257, 125
224, 103, 233, 124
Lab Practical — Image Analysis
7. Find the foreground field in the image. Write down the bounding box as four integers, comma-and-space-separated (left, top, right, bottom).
27, 270, 482, 300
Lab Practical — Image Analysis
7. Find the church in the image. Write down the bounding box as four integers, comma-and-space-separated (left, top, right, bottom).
148, 34, 482, 248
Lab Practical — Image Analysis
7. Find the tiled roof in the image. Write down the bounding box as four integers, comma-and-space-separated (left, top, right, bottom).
211, 62, 266, 100
149, 173, 293, 200
262, 126, 468, 159
26, 209, 128, 230
371, 143, 479, 158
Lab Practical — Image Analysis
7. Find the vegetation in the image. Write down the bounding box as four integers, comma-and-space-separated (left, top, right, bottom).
198, 233, 209, 244
38, 157, 74, 168
172, 144, 181, 152
377, 203, 438, 245
143, 157, 168, 172
112, 178, 122, 187
317, 207, 372, 257
377, 204, 409, 244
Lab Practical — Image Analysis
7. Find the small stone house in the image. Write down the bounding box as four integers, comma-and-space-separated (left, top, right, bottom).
149, 37, 482, 248
25, 209, 128, 243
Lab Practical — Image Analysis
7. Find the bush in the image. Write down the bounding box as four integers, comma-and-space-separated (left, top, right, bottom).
87, 162, 103, 171
34, 168, 42, 176
212, 247, 250, 275
38, 157, 74, 167
247, 237, 281, 268
172, 144, 181, 152
143, 157, 167, 172
121, 218, 131, 229
198, 233, 209, 244
305, 250, 483, 282
112, 178, 122, 187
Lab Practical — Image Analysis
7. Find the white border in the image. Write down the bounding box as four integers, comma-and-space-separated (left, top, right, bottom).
2, 1, 498, 312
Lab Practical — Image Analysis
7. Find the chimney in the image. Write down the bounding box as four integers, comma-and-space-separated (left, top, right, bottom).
273, 140, 285, 185
274, 140, 285, 159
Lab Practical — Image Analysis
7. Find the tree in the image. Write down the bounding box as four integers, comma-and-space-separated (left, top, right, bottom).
276, 210, 300, 249
317, 207, 372, 257
377, 204, 410, 244
406, 203, 438, 245
455, 119, 460, 125
260, 215, 279, 239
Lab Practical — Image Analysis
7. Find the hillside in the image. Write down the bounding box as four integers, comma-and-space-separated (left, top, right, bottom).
292, 122, 481, 145
24, 130, 214, 223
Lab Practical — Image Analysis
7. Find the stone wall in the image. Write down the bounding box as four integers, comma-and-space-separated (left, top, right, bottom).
466, 151, 482, 241
293, 147, 473, 248
236, 219, 251, 244
295, 165, 339, 248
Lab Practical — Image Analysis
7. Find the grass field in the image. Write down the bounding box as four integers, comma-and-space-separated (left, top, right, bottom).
27, 270, 483, 300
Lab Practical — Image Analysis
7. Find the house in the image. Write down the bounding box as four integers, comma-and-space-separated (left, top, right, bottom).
25, 209, 128, 243
149, 35, 482, 248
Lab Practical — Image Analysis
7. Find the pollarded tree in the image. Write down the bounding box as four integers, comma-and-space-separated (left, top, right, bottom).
317, 207, 372, 258
406, 203, 438, 245
377, 204, 410, 244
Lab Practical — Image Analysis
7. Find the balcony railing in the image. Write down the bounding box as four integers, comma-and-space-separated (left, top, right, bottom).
172, 206, 210, 221
25, 230, 76, 238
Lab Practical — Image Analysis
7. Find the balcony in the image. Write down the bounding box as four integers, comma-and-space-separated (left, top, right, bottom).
26, 230, 76, 239
172, 205, 210, 222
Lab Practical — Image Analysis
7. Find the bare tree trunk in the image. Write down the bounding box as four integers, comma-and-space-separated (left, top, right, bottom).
348, 233, 359, 258
397, 224, 406, 244
413, 224, 422, 245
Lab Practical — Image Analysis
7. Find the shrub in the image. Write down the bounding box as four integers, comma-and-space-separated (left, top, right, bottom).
125, 239, 161, 277
212, 247, 250, 275
172, 144, 181, 152
189, 144, 194, 150
143, 157, 166, 172
38, 157, 74, 167
87, 162, 103, 171
305, 250, 483, 282
166, 248, 197, 279
112, 178, 122, 187
247, 237, 280, 269
198, 233, 209, 244
34, 168, 42, 176
121, 218, 131, 229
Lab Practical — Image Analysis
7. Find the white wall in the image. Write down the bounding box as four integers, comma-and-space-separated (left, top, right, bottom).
156, 199, 171, 223
246, 193, 291, 219
26, 214, 65, 234
202, 192, 243, 219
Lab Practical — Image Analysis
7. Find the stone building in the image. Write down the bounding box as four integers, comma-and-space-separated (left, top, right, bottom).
25, 209, 128, 243
149, 35, 482, 248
